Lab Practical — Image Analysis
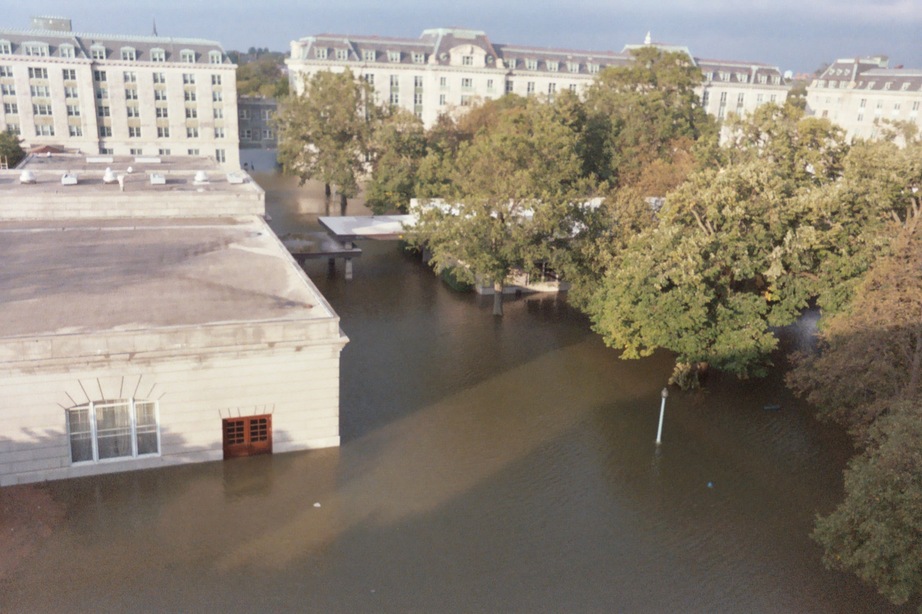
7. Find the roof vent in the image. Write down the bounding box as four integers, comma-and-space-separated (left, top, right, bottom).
102, 167, 117, 184
193, 171, 209, 184
150, 173, 166, 185
19, 170, 37, 184
61, 172, 78, 185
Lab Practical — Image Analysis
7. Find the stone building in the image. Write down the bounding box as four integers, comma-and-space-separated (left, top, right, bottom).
238, 95, 277, 151
0, 154, 346, 486
806, 56, 922, 144
286, 28, 788, 127
0, 16, 240, 167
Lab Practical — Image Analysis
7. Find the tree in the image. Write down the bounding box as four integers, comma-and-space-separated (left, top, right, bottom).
0, 131, 25, 168
365, 108, 427, 213
589, 162, 817, 387
410, 99, 584, 315
788, 233, 922, 607
236, 54, 289, 98
276, 69, 380, 214
582, 47, 717, 190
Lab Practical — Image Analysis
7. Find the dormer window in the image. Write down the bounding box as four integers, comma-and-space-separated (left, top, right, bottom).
388, 50, 401, 62
25, 42, 50, 57
121, 47, 136, 61
209, 50, 223, 64
151, 48, 166, 62
758, 74, 767, 84
413, 52, 425, 64
363, 49, 376, 62
719, 71, 729, 82
567, 62, 580, 73
90, 45, 106, 60
59, 43, 75, 58
884, 81, 892, 90
462, 55, 473, 66
771, 76, 780, 85
526, 59, 538, 70
315, 47, 327, 59
0, 40, 11, 55
336, 49, 348, 61
588, 63, 599, 74
736, 73, 747, 83
180, 49, 195, 63
547, 61, 559, 72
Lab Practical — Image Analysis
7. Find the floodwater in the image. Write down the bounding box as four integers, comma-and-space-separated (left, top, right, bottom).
2, 173, 911, 613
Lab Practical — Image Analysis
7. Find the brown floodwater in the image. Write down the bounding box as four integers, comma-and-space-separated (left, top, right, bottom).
1, 173, 912, 613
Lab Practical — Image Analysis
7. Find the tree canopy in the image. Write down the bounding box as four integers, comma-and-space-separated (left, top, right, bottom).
409, 98, 584, 315
235, 53, 289, 98
276, 69, 380, 213
0, 132, 25, 168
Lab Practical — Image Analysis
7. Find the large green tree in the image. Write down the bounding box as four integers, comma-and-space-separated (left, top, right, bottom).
410, 98, 584, 315
588, 162, 817, 387
365, 108, 427, 213
276, 69, 380, 214
581, 46, 717, 191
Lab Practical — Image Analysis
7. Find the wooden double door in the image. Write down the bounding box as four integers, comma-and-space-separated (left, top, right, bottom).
222, 415, 272, 459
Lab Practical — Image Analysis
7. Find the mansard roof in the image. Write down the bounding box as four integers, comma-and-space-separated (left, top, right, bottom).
814, 57, 922, 91
0, 27, 231, 64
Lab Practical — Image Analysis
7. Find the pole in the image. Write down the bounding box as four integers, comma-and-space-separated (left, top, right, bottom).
655, 387, 668, 445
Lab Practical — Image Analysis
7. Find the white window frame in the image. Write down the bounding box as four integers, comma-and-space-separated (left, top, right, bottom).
66, 399, 161, 464
180, 49, 196, 63
151, 48, 166, 62
121, 47, 136, 61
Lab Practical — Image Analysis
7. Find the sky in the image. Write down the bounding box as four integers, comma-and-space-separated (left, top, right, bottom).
4, 1, 921, 74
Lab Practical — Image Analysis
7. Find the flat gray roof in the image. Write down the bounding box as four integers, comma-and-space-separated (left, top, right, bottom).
0, 216, 336, 339
319, 215, 415, 241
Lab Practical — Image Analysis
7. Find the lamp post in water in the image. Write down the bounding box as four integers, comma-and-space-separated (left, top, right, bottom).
655, 387, 669, 445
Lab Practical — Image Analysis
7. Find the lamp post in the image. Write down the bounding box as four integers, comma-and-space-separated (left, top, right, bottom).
655, 387, 669, 445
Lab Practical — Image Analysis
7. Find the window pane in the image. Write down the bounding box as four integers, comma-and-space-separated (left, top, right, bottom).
135, 401, 159, 455
68, 407, 93, 462
96, 402, 132, 459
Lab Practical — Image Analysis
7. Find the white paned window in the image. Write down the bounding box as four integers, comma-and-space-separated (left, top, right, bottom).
67, 399, 160, 464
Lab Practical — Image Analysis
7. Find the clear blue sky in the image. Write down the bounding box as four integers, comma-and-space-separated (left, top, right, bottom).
5, 1, 920, 74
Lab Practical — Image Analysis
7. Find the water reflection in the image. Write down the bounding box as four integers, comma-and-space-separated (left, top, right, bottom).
3, 175, 911, 613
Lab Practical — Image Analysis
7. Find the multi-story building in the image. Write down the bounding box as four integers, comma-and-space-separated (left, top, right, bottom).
806, 56, 922, 143
237, 95, 277, 150
286, 28, 788, 127
0, 17, 239, 167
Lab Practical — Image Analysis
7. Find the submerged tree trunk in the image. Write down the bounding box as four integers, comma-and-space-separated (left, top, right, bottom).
493, 281, 504, 316
340, 192, 348, 216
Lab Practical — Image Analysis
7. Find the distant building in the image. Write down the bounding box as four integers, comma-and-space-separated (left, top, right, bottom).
237, 95, 277, 150
286, 28, 788, 127
0, 16, 240, 167
806, 56, 922, 143
0, 153, 346, 486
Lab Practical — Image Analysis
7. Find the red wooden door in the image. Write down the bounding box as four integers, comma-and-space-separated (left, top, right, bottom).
222, 415, 272, 459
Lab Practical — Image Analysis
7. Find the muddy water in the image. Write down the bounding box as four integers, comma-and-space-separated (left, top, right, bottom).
2, 174, 908, 612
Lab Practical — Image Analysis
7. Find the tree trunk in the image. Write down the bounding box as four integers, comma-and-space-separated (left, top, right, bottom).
324, 183, 331, 198
493, 281, 504, 316
340, 192, 348, 216
323, 184, 331, 216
